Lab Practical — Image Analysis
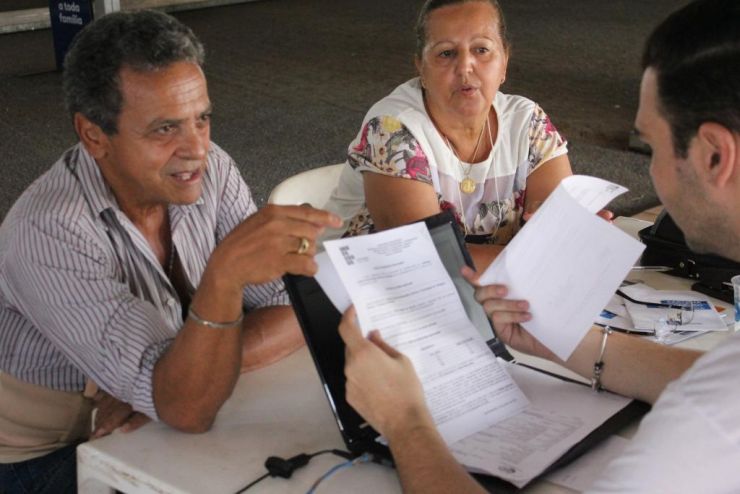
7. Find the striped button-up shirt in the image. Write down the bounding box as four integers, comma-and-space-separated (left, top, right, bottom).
0, 142, 288, 419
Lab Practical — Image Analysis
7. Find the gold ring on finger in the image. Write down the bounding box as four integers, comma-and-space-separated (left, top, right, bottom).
296, 237, 310, 255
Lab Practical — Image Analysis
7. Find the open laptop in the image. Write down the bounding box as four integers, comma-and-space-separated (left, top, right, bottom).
284, 212, 647, 491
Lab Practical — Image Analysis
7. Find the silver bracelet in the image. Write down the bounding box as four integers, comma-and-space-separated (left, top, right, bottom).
591, 326, 612, 391
187, 307, 244, 329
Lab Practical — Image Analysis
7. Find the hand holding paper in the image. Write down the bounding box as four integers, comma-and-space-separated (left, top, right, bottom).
322, 222, 528, 445
313, 207, 635, 488
479, 176, 645, 360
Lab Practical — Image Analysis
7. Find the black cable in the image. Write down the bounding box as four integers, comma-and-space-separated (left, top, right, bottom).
234, 448, 354, 493
234, 472, 270, 494
616, 289, 685, 310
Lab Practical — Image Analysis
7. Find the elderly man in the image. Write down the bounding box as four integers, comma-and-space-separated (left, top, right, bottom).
0, 10, 339, 493
339, 0, 740, 492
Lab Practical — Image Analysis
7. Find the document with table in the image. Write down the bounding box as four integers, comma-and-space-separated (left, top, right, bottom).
316, 175, 646, 487
451, 362, 630, 488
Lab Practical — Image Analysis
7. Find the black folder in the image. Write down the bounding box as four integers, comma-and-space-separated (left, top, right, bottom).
284, 211, 648, 492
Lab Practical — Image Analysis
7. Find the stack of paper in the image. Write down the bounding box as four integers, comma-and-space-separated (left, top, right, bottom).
597, 283, 728, 345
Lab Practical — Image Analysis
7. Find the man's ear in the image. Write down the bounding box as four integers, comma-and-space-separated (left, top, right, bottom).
693, 122, 737, 188
74, 113, 110, 160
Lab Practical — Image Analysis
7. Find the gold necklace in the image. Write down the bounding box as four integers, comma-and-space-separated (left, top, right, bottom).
454, 116, 498, 237
445, 116, 488, 195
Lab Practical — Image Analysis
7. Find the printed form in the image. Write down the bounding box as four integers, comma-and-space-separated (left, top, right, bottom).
452, 362, 631, 488
322, 222, 528, 445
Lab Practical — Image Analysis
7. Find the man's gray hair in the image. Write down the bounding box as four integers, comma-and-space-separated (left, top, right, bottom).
63, 10, 205, 135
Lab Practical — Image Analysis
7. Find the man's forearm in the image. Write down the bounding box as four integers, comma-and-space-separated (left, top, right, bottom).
240, 305, 304, 372
389, 425, 486, 494
562, 327, 703, 404
152, 271, 245, 432
151, 299, 304, 431
134, 199, 340, 433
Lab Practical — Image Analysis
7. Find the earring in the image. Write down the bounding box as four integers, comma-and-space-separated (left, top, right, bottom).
421, 78, 426, 89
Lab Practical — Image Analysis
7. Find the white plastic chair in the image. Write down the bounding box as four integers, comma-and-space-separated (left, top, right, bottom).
267, 163, 344, 209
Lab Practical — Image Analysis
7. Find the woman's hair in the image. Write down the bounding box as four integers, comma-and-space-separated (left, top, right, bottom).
414, 0, 509, 58
642, 0, 740, 157
63, 10, 205, 135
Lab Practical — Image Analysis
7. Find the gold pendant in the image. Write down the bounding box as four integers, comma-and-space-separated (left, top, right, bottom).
460, 177, 476, 194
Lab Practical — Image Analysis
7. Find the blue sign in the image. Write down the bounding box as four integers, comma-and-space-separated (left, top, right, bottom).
48, 1, 94, 70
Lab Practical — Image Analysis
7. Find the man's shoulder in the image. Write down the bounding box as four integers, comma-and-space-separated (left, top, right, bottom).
1, 146, 96, 239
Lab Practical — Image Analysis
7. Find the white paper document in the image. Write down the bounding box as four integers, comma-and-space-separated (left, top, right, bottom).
322, 223, 529, 445
596, 293, 648, 333
314, 251, 352, 312
451, 361, 631, 488
478, 175, 645, 360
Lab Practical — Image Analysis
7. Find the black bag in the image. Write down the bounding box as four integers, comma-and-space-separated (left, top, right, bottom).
638, 210, 740, 303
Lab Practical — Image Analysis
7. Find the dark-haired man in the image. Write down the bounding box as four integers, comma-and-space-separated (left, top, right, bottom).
0, 10, 340, 493
339, 0, 740, 491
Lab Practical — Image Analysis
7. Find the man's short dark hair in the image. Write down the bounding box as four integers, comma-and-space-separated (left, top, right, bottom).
63, 10, 205, 135
642, 0, 740, 157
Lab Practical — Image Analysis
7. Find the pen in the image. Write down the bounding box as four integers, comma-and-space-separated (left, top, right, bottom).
630, 266, 672, 272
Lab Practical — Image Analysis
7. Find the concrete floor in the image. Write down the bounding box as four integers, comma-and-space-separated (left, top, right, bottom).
0, 0, 688, 221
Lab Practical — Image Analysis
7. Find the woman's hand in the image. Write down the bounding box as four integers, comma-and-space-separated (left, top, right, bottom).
523, 205, 614, 223
596, 208, 614, 222
461, 267, 557, 362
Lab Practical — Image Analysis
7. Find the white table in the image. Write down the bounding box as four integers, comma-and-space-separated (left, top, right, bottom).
77, 345, 403, 494
77, 217, 735, 494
